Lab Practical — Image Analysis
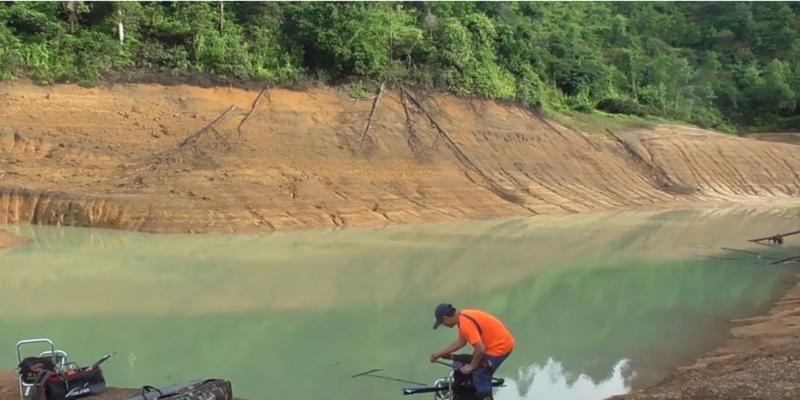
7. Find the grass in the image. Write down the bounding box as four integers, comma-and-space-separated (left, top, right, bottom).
542, 108, 682, 135
787, 207, 800, 218
544, 108, 746, 136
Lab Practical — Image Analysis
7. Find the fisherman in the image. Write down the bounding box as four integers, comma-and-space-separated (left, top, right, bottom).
430, 303, 515, 400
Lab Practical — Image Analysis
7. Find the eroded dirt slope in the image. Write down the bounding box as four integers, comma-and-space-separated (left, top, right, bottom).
0, 83, 798, 233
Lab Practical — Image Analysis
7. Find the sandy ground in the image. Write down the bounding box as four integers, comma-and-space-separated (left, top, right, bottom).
1, 81, 799, 399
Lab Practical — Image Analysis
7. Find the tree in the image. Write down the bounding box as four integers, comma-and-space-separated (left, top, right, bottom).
760, 59, 796, 113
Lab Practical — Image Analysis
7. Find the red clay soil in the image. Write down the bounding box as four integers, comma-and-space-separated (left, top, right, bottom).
0, 82, 798, 234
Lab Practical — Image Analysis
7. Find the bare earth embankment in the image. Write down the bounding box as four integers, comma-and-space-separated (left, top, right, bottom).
0, 82, 798, 233
1, 82, 800, 399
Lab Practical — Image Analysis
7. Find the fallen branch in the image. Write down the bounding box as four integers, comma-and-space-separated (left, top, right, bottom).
207, 127, 231, 150
401, 87, 522, 204
719, 247, 776, 260
140, 105, 236, 173
180, 105, 237, 149
358, 82, 385, 153
526, 109, 569, 141
399, 89, 424, 158
749, 230, 800, 246
237, 86, 270, 137
697, 255, 752, 262
771, 256, 800, 265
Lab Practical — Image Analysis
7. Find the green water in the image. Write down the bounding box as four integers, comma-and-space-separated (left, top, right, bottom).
1, 209, 798, 400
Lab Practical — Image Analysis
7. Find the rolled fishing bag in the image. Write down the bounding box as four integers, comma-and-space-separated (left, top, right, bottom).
128, 379, 233, 400
43, 365, 106, 400
17, 357, 105, 400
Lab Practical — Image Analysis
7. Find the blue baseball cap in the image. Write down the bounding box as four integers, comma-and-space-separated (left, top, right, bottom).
433, 303, 456, 329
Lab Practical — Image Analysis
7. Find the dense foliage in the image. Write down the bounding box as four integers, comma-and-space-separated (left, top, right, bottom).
2, 2, 799, 131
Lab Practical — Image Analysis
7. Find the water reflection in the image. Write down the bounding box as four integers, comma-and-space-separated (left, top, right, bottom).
497, 359, 632, 400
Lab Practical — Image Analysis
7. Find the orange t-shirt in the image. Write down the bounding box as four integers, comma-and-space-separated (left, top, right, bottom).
458, 309, 515, 357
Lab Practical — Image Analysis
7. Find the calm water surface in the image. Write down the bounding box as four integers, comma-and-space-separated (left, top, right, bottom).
1, 209, 798, 399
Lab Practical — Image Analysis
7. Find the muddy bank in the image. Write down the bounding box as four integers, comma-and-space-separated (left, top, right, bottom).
0, 82, 799, 233
0, 229, 28, 252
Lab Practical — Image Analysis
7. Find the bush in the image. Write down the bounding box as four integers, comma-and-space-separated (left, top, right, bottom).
596, 97, 647, 116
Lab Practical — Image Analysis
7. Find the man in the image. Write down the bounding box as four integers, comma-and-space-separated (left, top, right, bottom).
430, 303, 515, 400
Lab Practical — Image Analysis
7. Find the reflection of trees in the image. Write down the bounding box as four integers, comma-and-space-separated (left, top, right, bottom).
513, 364, 535, 398
501, 359, 631, 400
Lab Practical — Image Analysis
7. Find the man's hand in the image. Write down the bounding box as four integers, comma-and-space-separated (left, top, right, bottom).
460, 364, 476, 375
430, 353, 441, 363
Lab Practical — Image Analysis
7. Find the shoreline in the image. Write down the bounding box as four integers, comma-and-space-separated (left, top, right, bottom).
612, 215, 800, 399
612, 274, 800, 399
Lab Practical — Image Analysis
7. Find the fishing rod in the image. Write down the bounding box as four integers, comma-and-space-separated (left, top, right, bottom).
351, 368, 428, 387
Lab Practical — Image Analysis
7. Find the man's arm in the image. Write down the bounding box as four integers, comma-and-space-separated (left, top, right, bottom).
467, 341, 486, 370
431, 338, 467, 362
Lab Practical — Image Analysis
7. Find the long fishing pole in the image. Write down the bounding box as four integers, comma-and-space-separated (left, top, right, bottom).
352, 368, 428, 386
359, 373, 428, 386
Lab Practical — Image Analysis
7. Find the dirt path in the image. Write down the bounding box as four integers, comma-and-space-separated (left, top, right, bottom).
0, 82, 798, 233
